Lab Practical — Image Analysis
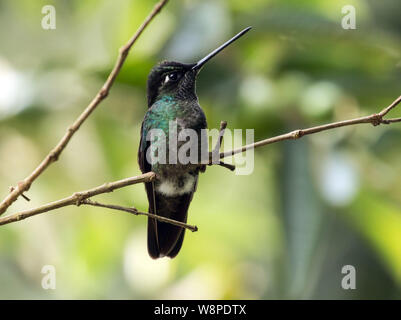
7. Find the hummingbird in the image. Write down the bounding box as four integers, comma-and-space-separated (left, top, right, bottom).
138, 27, 251, 259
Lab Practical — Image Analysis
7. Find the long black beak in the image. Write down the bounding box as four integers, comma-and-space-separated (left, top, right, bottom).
192, 27, 252, 71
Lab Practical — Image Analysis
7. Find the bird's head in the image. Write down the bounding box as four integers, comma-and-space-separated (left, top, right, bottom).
146, 26, 252, 107
147, 61, 197, 107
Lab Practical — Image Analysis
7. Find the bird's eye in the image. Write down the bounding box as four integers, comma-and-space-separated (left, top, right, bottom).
164, 72, 179, 84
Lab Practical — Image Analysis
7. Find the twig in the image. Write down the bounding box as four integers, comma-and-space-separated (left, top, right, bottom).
81, 199, 197, 232
207, 121, 236, 171
0, 0, 169, 217
0, 172, 156, 226
9, 187, 30, 202
219, 95, 401, 159
212, 121, 228, 155
378, 95, 401, 117
0, 172, 197, 232
381, 117, 401, 124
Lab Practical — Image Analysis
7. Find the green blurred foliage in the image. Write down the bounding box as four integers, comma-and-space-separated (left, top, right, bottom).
0, 0, 401, 299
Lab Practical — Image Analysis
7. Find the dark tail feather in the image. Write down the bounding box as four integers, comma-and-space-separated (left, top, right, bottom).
147, 217, 160, 259
167, 227, 186, 258
147, 192, 193, 259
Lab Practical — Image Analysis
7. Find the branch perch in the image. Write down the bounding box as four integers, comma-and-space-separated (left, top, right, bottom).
81, 199, 197, 232
0, 172, 156, 226
0, 172, 197, 232
0, 0, 169, 216
218, 95, 401, 160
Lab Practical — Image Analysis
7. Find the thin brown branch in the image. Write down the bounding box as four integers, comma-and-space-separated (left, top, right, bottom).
212, 121, 228, 155
9, 187, 30, 202
207, 121, 236, 171
0, 172, 156, 226
81, 199, 197, 232
0, 172, 196, 232
219, 95, 401, 159
378, 95, 401, 117
0, 0, 169, 217
382, 117, 401, 124
215, 161, 236, 171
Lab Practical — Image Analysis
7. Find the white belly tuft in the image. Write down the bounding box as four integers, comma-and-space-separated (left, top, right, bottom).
157, 174, 196, 196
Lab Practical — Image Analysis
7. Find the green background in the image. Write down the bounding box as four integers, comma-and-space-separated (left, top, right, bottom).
0, 0, 401, 299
